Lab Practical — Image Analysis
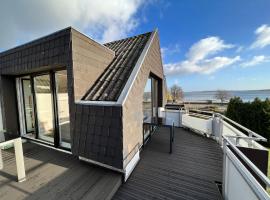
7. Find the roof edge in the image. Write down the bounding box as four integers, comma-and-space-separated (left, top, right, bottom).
116, 29, 158, 105
70, 27, 115, 56
0, 27, 72, 56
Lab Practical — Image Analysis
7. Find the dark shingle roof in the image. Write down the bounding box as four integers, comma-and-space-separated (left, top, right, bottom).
83, 32, 152, 101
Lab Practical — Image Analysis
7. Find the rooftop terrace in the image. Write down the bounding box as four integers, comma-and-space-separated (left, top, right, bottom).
0, 142, 121, 200
0, 110, 269, 200
0, 127, 223, 200
113, 127, 223, 200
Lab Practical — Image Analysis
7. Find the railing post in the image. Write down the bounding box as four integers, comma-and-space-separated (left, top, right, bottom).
222, 138, 228, 200
219, 116, 223, 145
236, 137, 239, 146
248, 131, 253, 147
14, 138, 26, 182
0, 148, 3, 170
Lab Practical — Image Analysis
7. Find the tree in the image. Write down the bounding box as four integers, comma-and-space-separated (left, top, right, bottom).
226, 97, 270, 147
215, 90, 231, 103
170, 84, 183, 102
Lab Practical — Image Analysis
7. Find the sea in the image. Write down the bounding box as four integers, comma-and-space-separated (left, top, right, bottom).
183, 90, 270, 102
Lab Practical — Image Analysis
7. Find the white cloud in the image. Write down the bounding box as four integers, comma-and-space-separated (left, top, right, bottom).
236, 46, 244, 53
165, 56, 240, 75
0, 0, 145, 50
161, 44, 180, 58
164, 36, 239, 75
240, 55, 270, 67
250, 24, 270, 49
187, 37, 234, 62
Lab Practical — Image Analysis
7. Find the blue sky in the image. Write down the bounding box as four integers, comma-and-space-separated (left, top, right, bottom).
132, 0, 270, 91
1, 0, 270, 92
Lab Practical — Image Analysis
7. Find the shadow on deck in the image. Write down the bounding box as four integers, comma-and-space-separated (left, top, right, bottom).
113, 127, 223, 200
0, 142, 122, 200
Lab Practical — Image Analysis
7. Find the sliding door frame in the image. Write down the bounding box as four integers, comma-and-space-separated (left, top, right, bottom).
16, 67, 70, 150
21, 78, 35, 134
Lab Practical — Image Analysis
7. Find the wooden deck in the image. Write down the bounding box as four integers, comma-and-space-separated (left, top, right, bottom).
0, 142, 122, 200
113, 127, 223, 200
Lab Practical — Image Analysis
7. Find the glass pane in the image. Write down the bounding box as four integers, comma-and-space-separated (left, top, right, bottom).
22, 79, 35, 132
55, 70, 70, 147
143, 78, 152, 121
152, 78, 158, 118
34, 74, 54, 142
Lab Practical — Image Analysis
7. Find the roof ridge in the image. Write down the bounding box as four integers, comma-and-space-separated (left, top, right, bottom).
103, 31, 153, 46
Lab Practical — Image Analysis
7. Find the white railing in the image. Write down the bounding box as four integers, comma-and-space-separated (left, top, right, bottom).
162, 107, 270, 200
182, 114, 212, 135
223, 137, 270, 200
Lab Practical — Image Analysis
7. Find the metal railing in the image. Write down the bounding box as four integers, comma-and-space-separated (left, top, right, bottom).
216, 113, 267, 142
163, 107, 270, 200
223, 136, 270, 200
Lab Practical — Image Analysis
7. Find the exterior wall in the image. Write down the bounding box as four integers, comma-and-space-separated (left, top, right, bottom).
0, 28, 72, 137
0, 28, 71, 75
0, 76, 19, 134
122, 32, 165, 167
72, 103, 123, 169
71, 29, 114, 101
70, 29, 121, 168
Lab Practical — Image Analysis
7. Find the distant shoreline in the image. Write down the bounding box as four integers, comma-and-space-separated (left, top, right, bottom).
183, 89, 270, 103
184, 89, 270, 93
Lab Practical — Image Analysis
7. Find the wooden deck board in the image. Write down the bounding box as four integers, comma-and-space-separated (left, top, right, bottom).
113, 127, 223, 200
0, 142, 122, 200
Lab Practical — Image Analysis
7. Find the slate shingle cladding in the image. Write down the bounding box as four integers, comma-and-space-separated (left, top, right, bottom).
72, 32, 153, 169
0, 28, 72, 137
0, 28, 154, 170
0, 28, 71, 75
72, 104, 123, 169
83, 32, 151, 101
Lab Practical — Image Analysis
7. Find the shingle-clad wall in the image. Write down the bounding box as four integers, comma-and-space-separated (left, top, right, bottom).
0, 28, 72, 136
122, 31, 164, 167
72, 103, 123, 169
71, 29, 115, 101
0, 28, 71, 75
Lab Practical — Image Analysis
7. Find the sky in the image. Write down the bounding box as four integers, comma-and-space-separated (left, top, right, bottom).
0, 0, 270, 92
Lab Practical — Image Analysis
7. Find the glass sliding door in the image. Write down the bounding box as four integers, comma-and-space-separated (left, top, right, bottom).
55, 70, 71, 148
18, 70, 71, 149
152, 78, 159, 120
143, 78, 152, 121
34, 74, 55, 143
22, 79, 35, 133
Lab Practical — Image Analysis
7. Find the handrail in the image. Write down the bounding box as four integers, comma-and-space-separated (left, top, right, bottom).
185, 109, 267, 142
224, 136, 270, 187
188, 109, 214, 116
217, 113, 267, 142
226, 135, 265, 141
